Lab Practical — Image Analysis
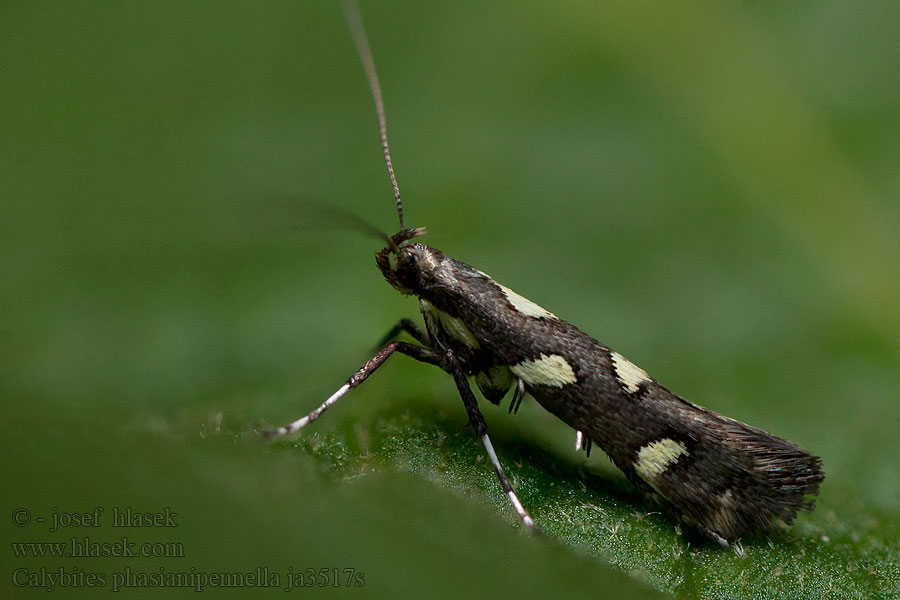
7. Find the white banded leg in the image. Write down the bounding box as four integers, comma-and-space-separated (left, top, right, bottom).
264, 341, 442, 439
480, 433, 538, 532
445, 351, 538, 532
508, 377, 526, 414
574, 430, 593, 457
265, 383, 351, 438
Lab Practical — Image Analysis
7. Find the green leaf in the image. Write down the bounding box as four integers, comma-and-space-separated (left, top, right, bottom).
262, 398, 897, 599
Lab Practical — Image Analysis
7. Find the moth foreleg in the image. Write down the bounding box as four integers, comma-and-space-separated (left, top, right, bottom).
446, 351, 539, 533
376, 318, 430, 347
264, 341, 442, 438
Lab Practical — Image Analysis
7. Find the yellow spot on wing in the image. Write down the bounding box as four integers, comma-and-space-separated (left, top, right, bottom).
510, 354, 577, 387
634, 438, 688, 480
610, 351, 650, 393
498, 285, 556, 319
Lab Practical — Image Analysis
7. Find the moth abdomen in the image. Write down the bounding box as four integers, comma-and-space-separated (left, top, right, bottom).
584, 380, 825, 545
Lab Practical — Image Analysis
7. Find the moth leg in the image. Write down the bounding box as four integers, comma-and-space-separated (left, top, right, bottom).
446, 352, 539, 532
376, 318, 430, 347
700, 527, 730, 548
264, 341, 442, 438
507, 377, 526, 414
574, 431, 593, 457
480, 433, 539, 533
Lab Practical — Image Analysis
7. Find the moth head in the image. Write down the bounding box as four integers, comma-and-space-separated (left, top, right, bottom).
376, 227, 429, 294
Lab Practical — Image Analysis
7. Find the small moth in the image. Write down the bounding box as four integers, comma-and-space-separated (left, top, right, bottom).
267, 0, 824, 547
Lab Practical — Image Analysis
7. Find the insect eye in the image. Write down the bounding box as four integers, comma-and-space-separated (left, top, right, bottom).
393, 254, 420, 287
386, 249, 410, 275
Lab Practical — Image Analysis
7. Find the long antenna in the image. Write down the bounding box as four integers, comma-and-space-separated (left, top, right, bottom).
342, 0, 405, 229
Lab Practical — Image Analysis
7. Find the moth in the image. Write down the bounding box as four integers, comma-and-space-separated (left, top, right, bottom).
266, 0, 825, 547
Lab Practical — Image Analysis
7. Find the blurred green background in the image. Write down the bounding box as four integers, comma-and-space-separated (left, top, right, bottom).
2, 1, 898, 598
